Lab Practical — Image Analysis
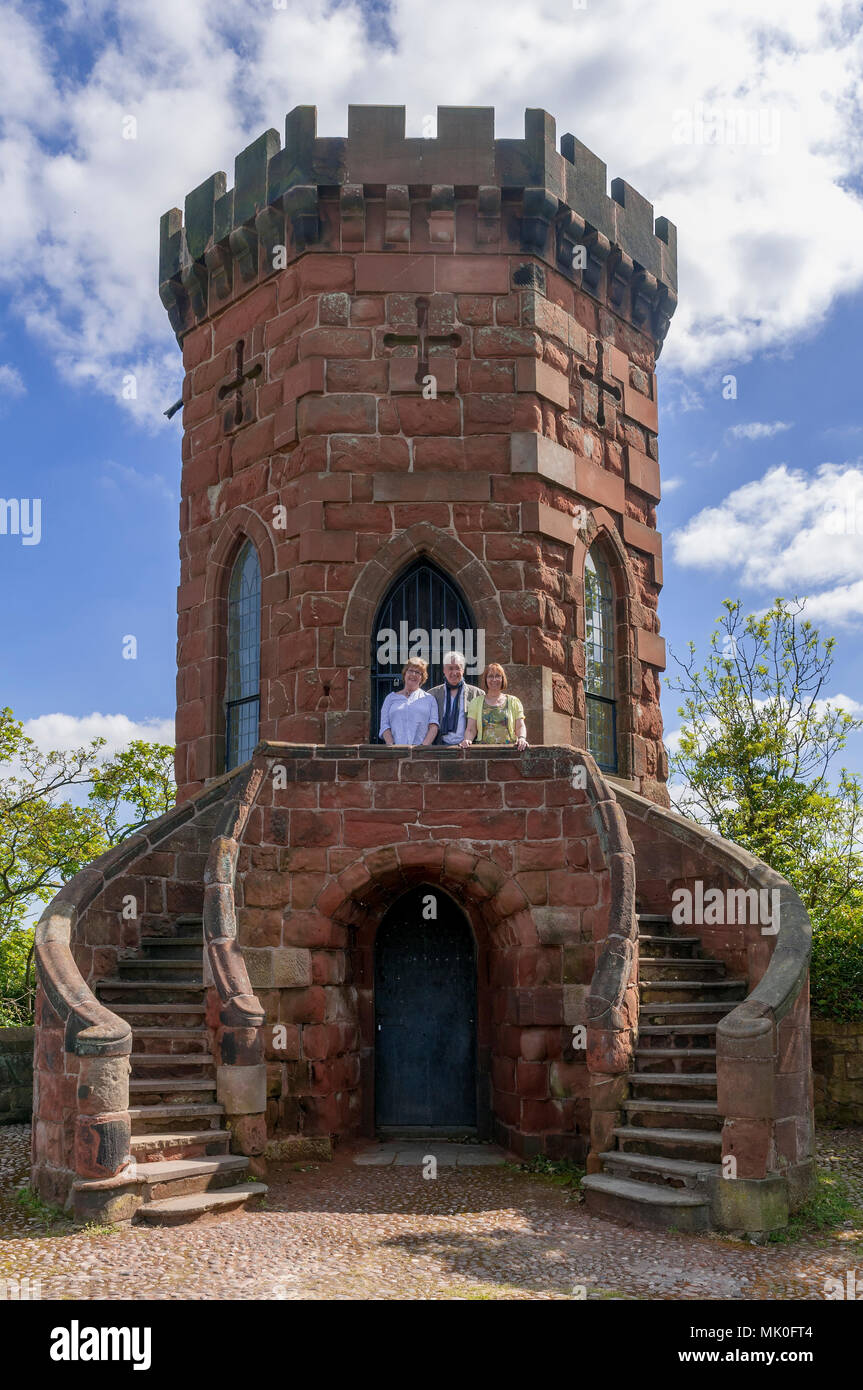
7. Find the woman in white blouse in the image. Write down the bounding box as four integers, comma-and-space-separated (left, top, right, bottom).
379, 659, 440, 746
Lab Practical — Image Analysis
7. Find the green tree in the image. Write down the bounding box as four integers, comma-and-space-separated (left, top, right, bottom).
669, 599, 863, 1019
0, 708, 175, 1022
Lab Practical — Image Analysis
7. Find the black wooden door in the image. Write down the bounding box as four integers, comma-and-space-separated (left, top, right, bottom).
370, 559, 475, 742
375, 886, 477, 1131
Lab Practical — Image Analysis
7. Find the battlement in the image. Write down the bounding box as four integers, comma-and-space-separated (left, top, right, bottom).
159, 106, 677, 347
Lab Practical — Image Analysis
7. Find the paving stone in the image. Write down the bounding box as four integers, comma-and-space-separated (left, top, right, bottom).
2, 1124, 861, 1300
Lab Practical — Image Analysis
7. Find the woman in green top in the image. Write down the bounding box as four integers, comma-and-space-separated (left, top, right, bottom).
459, 663, 528, 750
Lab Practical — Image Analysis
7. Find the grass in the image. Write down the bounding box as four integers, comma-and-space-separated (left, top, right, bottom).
14, 1185, 73, 1232
767, 1168, 863, 1245
13, 1186, 119, 1237
507, 1155, 586, 1197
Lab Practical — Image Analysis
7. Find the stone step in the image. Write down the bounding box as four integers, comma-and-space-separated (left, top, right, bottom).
110, 1003, 207, 1028
128, 1102, 224, 1135
139, 942, 204, 961
622, 1099, 722, 1133
129, 1028, 209, 1055
134, 1154, 248, 1202
613, 1125, 723, 1163
635, 1048, 717, 1074
98, 980, 207, 1006
635, 915, 675, 936
129, 1080, 217, 1106
97, 979, 207, 992
638, 934, 700, 946
601, 1150, 721, 1187
119, 958, 202, 973
640, 955, 725, 972
639, 1002, 735, 1025
639, 979, 746, 1004
131, 1059, 215, 1083
141, 937, 204, 949
119, 965, 203, 983
638, 937, 700, 959
135, 1183, 267, 1226
129, 1050, 214, 1061
112, 1004, 207, 1014
638, 1023, 718, 1035
130, 1129, 232, 1160
629, 1072, 718, 1101
581, 1173, 710, 1231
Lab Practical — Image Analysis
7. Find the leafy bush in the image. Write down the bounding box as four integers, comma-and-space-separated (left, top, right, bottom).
810, 914, 863, 1022
0, 926, 35, 1025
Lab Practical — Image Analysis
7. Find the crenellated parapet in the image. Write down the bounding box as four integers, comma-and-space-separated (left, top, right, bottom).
159, 106, 677, 351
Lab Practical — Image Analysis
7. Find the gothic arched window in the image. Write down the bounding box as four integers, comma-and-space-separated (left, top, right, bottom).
584, 547, 617, 772
225, 540, 261, 770
370, 559, 476, 742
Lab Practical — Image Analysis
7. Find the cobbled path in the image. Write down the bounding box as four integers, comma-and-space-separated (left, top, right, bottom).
1, 1125, 861, 1300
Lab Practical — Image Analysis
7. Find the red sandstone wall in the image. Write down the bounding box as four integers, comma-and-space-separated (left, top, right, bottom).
234, 745, 611, 1159
175, 240, 667, 801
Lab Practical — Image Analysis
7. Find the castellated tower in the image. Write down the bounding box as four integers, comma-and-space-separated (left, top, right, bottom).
29, 107, 813, 1221
160, 106, 676, 803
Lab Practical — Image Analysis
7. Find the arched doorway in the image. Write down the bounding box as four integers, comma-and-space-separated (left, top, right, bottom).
374, 884, 477, 1134
369, 558, 477, 742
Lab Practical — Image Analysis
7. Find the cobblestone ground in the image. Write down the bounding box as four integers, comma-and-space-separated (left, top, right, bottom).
1, 1125, 861, 1300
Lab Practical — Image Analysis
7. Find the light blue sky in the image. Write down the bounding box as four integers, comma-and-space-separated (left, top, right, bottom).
1, 0, 862, 776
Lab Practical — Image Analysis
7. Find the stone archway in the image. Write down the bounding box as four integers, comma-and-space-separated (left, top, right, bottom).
572, 506, 639, 779
340, 524, 511, 723
315, 841, 550, 1143
191, 508, 280, 784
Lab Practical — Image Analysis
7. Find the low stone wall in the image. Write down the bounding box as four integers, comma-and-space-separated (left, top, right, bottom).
812, 1019, 863, 1125
0, 1027, 34, 1124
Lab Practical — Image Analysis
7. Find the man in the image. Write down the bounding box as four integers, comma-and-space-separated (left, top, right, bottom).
428, 651, 483, 747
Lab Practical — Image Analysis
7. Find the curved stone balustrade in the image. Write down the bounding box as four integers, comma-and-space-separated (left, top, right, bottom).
614, 786, 814, 1208
203, 760, 268, 1157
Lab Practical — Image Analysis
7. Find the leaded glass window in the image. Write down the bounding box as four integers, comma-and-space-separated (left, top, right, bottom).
584, 548, 617, 772
225, 541, 261, 770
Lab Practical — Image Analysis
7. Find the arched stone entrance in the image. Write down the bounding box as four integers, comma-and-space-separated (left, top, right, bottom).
374, 883, 478, 1135
319, 840, 562, 1145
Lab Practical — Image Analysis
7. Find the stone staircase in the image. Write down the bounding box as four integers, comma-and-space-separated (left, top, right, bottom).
94, 914, 267, 1225
582, 911, 746, 1230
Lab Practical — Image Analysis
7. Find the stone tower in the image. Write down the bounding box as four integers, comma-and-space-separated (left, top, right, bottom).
159, 106, 676, 803
30, 108, 813, 1231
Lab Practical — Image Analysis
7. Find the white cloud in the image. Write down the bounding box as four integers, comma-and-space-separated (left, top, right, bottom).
0, 0, 860, 414
725, 421, 792, 442
814, 694, 863, 720
23, 712, 175, 759
663, 726, 684, 757
0, 363, 25, 398
802, 583, 863, 629
689, 449, 719, 470
671, 462, 863, 624
663, 476, 684, 494
100, 459, 175, 503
